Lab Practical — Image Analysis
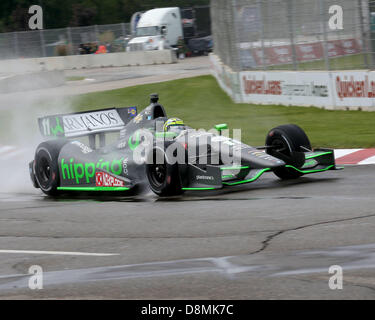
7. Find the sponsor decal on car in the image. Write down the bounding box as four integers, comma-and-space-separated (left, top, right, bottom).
122, 158, 129, 176
61, 158, 123, 184
40, 117, 64, 137
95, 171, 125, 187
133, 114, 143, 124
117, 140, 127, 149
127, 107, 137, 117
248, 150, 282, 163
60, 110, 125, 137
71, 141, 93, 154
196, 175, 215, 181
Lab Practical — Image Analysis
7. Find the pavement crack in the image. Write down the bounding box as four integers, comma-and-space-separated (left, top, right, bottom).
250, 213, 375, 255
350, 284, 375, 295
0, 230, 275, 240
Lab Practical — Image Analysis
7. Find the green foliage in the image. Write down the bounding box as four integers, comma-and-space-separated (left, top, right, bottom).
0, 0, 210, 32
98, 31, 115, 44
55, 44, 72, 56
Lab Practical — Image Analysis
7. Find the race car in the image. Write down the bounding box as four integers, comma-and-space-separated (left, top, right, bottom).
29, 93, 339, 197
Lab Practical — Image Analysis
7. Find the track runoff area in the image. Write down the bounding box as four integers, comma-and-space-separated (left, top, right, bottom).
0, 141, 375, 301
1, 69, 375, 302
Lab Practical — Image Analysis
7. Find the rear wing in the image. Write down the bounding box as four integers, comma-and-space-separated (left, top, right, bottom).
38, 107, 137, 138
38, 106, 137, 149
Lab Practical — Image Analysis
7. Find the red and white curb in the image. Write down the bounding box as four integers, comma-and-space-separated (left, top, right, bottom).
1, 145, 375, 165
334, 149, 375, 165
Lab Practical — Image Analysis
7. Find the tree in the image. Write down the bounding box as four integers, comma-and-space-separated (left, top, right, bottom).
8, 5, 30, 31
0, 0, 210, 32
70, 3, 98, 26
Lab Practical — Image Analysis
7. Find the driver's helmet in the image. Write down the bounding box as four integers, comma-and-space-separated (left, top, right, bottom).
163, 118, 187, 135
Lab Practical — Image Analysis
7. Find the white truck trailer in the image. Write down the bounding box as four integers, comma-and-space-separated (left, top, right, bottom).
127, 6, 211, 53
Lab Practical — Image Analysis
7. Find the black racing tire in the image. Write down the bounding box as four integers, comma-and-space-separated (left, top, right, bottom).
266, 124, 311, 180
146, 146, 184, 197
34, 140, 68, 196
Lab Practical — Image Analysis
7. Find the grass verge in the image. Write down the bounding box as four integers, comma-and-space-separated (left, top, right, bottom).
66, 76, 86, 81
70, 75, 375, 148
1, 75, 375, 148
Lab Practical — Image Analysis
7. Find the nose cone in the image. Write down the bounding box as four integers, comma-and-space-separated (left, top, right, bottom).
240, 149, 285, 169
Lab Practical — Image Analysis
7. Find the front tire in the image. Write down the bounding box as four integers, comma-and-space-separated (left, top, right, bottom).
266, 124, 311, 180
34, 140, 67, 196
146, 146, 184, 197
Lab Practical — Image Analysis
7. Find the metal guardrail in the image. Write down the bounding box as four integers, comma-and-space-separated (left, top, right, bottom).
211, 0, 375, 71
0, 23, 131, 60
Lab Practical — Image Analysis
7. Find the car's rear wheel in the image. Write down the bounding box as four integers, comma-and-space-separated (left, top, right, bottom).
146, 146, 184, 197
266, 124, 311, 180
34, 140, 67, 196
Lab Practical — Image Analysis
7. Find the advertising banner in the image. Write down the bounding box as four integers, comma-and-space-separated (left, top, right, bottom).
332, 71, 375, 108
248, 39, 361, 67
211, 54, 375, 110
240, 71, 332, 107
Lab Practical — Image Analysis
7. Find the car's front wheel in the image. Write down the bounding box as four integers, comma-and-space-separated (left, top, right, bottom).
266, 124, 311, 180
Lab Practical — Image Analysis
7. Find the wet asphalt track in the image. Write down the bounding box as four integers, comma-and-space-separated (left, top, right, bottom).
0, 164, 375, 299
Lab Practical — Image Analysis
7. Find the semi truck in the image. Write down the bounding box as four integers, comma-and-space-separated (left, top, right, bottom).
126, 6, 211, 54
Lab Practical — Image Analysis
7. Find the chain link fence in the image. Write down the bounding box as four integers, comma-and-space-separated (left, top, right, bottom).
0, 23, 131, 60
211, 0, 375, 71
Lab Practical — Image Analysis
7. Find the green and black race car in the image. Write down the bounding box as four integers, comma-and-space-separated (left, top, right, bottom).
29, 94, 339, 197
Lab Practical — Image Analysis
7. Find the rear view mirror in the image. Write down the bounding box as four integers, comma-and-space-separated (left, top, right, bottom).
214, 123, 228, 135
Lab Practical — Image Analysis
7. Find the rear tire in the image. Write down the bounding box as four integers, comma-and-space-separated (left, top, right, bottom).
34, 140, 68, 196
266, 124, 311, 180
146, 146, 184, 197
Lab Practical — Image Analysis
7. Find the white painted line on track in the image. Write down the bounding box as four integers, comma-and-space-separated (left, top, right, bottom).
334, 149, 362, 159
358, 155, 375, 165
0, 250, 120, 256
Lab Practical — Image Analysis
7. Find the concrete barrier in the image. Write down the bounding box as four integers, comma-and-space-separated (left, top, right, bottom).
0, 71, 65, 93
210, 53, 375, 111
0, 50, 177, 73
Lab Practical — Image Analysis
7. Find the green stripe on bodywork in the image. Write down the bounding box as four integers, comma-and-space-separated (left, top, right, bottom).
285, 164, 335, 174
57, 187, 130, 192
305, 151, 333, 159
302, 160, 317, 168
182, 187, 217, 191
220, 166, 250, 171
222, 168, 271, 186
222, 174, 235, 179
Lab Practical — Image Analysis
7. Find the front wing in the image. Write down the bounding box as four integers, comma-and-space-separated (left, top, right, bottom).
180, 148, 339, 191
